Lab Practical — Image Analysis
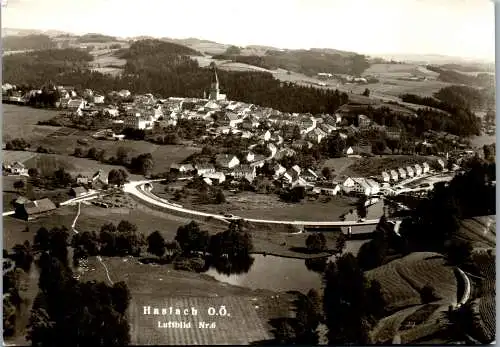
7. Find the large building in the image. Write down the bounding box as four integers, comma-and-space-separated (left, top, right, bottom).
208, 67, 227, 101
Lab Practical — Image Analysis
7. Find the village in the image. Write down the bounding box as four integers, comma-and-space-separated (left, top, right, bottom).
1, 66, 470, 222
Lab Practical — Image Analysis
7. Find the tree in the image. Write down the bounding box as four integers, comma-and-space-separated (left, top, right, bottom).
323, 254, 385, 345
420, 284, 439, 304
13, 179, 25, 192
73, 147, 83, 157
175, 221, 209, 255
214, 189, 226, 204
446, 240, 473, 266
12, 241, 34, 272
147, 231, 166, 258
116, 147, 129, 165
87, 147, 97, 159
362, 88, 370, 97
273, 319, 296, 344
325, 133, 346, 158
334, 233, 346, 257
305, 233, 327, 253
108, 169, 128, 187
53, 168, 73, 187
219, 220, 253, 258
321, 167, 333, 180
28, 167, 39, 178
356, 196, 368, 219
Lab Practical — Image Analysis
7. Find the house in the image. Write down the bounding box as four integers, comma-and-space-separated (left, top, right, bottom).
422, 162, 430, 173
13, 196, 30, 209
241, 117, 260, 130
313, 184, 341, 196
397, 167, 407, 180
15, 198, 57, 221
195, 164, 215, 175
273, 164, 286, 179
215, 154, 240, 169
365, 178, 380, 195
406, 166, 415, 178
202, 172, 226, 184
124, 115, 154, 130
437, 159, 445, 170
9, 161, 27, 175
170, 163, 195, 173
291, 165, 301, 176
232, 165, 256, 181
292, 140, 313, 150
302, 169, 319, 182
389, 170, 399, 182
414, 164, 423, 176
358, 114, 371, 128
291, 177, 309, 188
67, 99, 86, 116
221, 112, 242, 128
306, 128, 327, 144
346, 147, 354, 156
70, 187, 88, 198
118, 89, 131, 98
93, 94, 105, 104
381, 171, 390, 182
267, 143, 277, 158
262, 130, 271, 142
342, 177, 371, 196
320, 123, 337, 134
244, 151, 255, 163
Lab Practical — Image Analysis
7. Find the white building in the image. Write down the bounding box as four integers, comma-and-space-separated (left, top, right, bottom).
422, 162, 430, 173
124, 115, 154, 130
195, 164, 215, 175
406, 166, 415, 178
414, 164, 423, 176
389, 170, 399, 182
215, 154, 240, 169
381, 171, 390, 182
397, 167, 407, 180
202, 172, 226, 184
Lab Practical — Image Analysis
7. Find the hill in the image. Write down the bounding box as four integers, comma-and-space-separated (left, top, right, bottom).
2, 34, 57, 51
453, 216, 496, 249
77, 33, 118, 43
365, 252, 458, 314
121, 39, 202, 58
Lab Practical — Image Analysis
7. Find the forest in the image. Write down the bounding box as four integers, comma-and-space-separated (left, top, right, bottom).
3, 42, 350, 114
2, 34, 57, 51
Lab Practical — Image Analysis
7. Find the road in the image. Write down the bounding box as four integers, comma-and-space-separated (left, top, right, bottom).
123, 180, 380, 227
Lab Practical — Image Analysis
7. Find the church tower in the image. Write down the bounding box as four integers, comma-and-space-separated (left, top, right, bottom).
209, 66, 220, 101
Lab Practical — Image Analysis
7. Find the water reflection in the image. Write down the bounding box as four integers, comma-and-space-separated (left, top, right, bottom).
206, 255, 255, 276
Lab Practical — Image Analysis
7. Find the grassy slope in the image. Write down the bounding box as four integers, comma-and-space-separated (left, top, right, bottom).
365, 252, 458, 314
343, 155, 437, 177
80, 256, 293, 345
454, 216, 496, 249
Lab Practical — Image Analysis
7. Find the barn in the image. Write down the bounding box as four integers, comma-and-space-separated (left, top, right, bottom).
15, 198, 57, 220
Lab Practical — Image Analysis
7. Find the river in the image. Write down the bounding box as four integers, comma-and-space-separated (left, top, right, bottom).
204, 240, 368, 293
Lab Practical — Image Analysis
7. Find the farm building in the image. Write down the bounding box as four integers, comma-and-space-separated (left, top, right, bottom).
70, 187, 88, 198
312, 184, 341, 196
15, 198, 57, 220
170, 163, 195, 173
195, 164, 215, 175
4, 161, 28, 175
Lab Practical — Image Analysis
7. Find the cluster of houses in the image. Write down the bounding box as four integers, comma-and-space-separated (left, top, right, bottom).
380, 162, 432, 183
3, 161, 28, 176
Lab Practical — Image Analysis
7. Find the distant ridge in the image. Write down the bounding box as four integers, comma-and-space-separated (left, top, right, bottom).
1, 27, 492, 65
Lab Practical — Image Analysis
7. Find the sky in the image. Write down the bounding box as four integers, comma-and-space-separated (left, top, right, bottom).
2, 0, 496, 61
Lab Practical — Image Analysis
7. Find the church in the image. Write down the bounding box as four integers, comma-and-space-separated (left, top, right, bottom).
206, 66, 227, 101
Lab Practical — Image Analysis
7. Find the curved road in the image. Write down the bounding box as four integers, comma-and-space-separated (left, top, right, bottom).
123, 180, 380, 227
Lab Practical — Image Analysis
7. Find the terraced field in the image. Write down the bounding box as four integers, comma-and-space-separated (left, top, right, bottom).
472, 249, 496, 342
455, 216, 496, 248
366, 252, 458, 313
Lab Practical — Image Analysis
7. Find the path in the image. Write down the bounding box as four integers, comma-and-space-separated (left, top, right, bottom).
70, 202, 114, 286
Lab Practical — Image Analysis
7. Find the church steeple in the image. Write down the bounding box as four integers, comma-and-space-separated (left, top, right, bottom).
209, 65, 220, 100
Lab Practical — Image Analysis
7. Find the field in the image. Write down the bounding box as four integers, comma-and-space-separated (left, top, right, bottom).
471, 249, 495, 342
80, 256, 294, 345
454, 216, 496, 249
365, 252, 458, 314
322, 157, 359, 177
371, 303, 451, 344
156, 183, 356, 221
2, 104, 60, 142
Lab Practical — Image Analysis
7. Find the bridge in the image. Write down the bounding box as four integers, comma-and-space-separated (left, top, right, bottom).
123, 180, 381, 228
